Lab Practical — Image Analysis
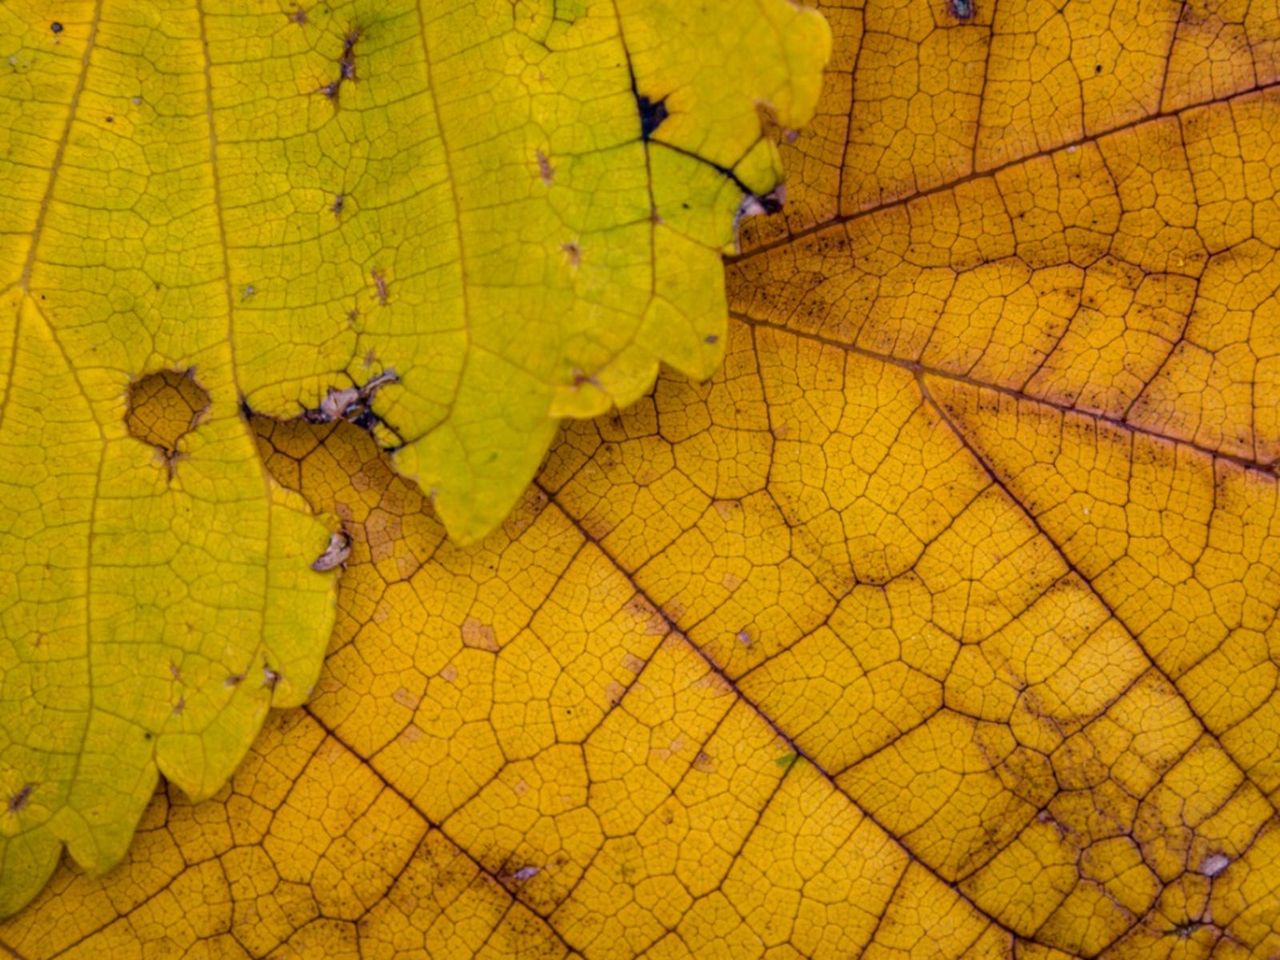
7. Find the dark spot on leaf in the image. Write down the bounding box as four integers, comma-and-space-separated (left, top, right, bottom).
1095, 63, 1103, 73
705, 333, 719, 344
225, 673, 245, 688
321, 27, 362, 102
738, 184, 786, 221
331, 193, 345, 216
8, 784, 34, 813
758, 193, 784, 215
50, 22, 63, 34
636, 94, 669, 140
536, 149, 554, 184
947, 0, 974, 19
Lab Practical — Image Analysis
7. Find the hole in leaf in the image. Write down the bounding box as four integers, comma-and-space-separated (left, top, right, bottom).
124, 369, 210, 465
636, 94, 669, 140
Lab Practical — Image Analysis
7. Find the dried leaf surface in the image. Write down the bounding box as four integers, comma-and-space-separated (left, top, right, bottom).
5, 0, 1280, 956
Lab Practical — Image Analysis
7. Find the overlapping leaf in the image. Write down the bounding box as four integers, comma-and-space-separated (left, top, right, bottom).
0, 0, 829, 918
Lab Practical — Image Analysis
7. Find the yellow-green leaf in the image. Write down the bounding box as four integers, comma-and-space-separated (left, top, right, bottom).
0, 0, 830, 918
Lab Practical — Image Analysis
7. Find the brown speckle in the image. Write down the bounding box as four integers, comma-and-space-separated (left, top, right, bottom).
372, 268, 389, 306
50, 22, 63, 35
321, 27, 362, 100
8, 783, 34, 813
461, 617, 500, 652
263, 666, 281, 690
331, 193, 345, 216
536, 149, 554, 184
561, 241, 581, 267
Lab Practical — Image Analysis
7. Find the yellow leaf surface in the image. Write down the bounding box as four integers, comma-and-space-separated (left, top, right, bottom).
6, 0, 1280, 959
0, 0, 828, 919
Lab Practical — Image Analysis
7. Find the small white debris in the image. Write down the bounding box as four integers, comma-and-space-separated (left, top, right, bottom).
316, 385, 361, 422
304, 370, 399, 425
310, 530, 352, 572
732, 185, 786, 250
1200, 852, 1230, 877
510, 866, 540, 882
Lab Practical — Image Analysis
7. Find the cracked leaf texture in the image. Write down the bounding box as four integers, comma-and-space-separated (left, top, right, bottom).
5, 0, 1280, 958
0, 0, 829, 921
